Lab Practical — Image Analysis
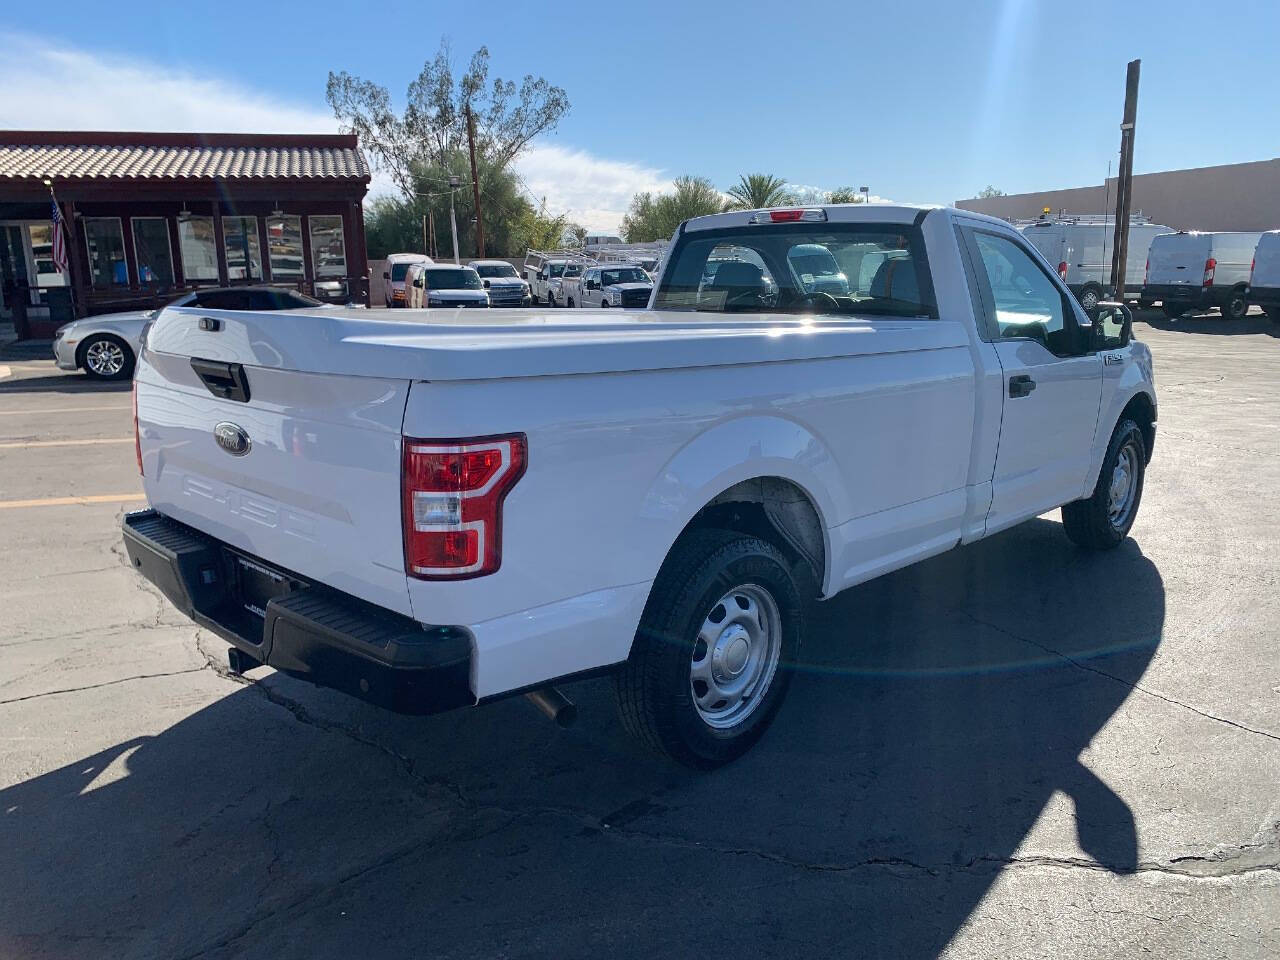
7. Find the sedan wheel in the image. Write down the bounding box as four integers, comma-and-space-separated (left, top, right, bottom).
81, 335, 134, 381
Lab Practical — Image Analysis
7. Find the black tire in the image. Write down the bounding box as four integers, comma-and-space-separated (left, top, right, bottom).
615, 529, 804, 769
78, 334, 135, 381
1078, 285, 1104, 312
1061, 418, 1146, 550
1221, 288, 1249, 320
600, 300, 609, 308
1266, 306, 1280, 323
1162, 302, 1185, 319
567, 298, 575, 308
1138, 299, 1154, 311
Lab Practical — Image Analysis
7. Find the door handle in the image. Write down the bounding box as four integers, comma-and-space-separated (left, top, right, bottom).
1008, 374, 1036, 398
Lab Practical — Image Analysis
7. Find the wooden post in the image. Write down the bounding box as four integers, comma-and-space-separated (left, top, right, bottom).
1108, 59, 1140, 299
466, 105, 485, 258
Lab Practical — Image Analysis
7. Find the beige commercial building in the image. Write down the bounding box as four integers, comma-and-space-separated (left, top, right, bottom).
956, 157, 1280, 233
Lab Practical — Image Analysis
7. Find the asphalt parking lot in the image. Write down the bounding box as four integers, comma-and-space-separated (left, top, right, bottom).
1, 311, 1277, 959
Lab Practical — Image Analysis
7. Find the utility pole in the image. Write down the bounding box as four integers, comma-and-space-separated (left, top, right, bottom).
447, 175, 461, 264
1108, 59, 1141, 299
427, 207, 437, 259
422, 214, 428, 257
465, 105, 486, 259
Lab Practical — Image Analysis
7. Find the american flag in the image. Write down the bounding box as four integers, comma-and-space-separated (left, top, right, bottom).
50, 198, 68, 274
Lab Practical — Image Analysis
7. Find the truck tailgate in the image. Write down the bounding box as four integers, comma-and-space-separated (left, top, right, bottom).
136, 312, 412, 616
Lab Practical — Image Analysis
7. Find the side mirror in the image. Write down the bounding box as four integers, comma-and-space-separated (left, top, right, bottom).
1090, 302, 1132, 350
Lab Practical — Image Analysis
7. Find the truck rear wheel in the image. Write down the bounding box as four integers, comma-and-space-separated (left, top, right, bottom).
1078, 285, 1103, 311
1162, 303, 1184, 319
1221, 288, 1249, 320
1266, 306, 1279, 323
615, 529, 803, 769
1061, 418, 1146, 550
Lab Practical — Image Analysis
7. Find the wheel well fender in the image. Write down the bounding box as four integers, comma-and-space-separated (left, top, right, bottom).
637, 415, 843, 593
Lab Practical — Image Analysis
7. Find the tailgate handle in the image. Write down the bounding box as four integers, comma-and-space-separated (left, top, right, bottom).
190, 358, 251, 403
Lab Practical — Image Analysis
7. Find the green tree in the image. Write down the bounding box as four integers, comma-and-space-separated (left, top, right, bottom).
328, 40, 569, 201
620, 176, 725, 242
364, 149, 566, 258
724, 173, 794, 210
977, 185, 1006, 198
826, 186, 865, 204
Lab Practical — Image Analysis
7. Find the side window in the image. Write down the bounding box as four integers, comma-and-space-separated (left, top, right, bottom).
971, 232, 1080, 356
192, 290, 247, 310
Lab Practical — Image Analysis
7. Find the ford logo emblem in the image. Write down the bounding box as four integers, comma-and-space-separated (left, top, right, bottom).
214, 421, 251, 457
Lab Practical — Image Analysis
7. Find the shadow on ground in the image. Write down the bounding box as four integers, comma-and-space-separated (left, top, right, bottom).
1136, 307, 1279, 338
0, 372, 129, 394
0, 518, 1165, 959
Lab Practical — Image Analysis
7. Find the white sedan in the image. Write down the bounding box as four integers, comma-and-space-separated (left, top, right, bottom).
53, 287, 333, 380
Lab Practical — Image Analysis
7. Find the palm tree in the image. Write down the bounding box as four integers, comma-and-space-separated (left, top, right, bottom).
725, 173, 794, 210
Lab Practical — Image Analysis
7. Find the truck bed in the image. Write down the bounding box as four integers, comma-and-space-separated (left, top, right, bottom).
145, 306, 967, 381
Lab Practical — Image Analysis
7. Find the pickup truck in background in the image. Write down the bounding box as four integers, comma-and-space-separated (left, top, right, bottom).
124, 203, 1157, 769
562, 262, 654, 308
522, 251, 589, 305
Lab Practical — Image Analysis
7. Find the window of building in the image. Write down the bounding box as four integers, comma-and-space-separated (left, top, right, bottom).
131, 218, 174, 286
223, 217, 262, 281
25, 223, 68, 289
178, 217, 219, 281
266, 215, 304, 280
309, 216, 346, 277
83, 218, 127, 288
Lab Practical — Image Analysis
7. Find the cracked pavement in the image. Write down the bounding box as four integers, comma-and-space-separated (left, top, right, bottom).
1, 313, 1278, 959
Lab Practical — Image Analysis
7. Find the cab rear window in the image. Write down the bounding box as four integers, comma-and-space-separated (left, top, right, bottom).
654, 222, 936, 318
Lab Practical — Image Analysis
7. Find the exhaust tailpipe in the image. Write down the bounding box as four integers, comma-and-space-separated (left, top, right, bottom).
525, 687, 577, 728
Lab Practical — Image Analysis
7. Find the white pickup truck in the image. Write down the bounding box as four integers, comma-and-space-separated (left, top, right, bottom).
124, 204, 1156, 769
561, 262, 654, 308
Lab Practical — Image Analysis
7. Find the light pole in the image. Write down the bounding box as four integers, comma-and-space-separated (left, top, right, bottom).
447, 175, 461, 264
859, 186, 870, 205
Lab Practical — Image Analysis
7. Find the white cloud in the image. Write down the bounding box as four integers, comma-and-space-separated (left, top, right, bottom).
0, 33, 337, 133
514, 144, 671, 235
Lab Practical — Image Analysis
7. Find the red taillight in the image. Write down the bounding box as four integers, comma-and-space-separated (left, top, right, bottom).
1144, 258, 1149, 285
1250, 257, 1255, 284
1202, 257, 1216, 287
132, 381, 143, 476
402, 433, 526, 579
1057, 261, 1068, 281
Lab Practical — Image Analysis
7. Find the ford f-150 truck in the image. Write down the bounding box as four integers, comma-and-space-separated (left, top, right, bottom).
561, 263, 654, 308
124, 204, 1156, 769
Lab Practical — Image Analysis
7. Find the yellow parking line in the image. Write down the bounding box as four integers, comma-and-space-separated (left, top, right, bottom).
0, 438, 134, 449
0, 406, 131, 416
0, 493, 146, 510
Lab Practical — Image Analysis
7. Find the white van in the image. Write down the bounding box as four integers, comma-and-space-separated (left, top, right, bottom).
1248, 232, 1280, 323
382, 253, 433, 308
1019, 218, 1172, 311
403, 263, 489, 309
1141, 231, 1261, 320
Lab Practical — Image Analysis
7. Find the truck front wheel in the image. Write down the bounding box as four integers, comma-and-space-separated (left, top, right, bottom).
615, 529, 803, 769
1061, 418, 1146, 550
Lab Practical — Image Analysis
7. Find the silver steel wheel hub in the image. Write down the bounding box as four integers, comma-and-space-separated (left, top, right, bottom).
1108, 441, 1138, 527
86, 340, 125, 376
690, 583, 783, 730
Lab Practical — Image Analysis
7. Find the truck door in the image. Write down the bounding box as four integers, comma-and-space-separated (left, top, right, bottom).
960, 226, 1103, 534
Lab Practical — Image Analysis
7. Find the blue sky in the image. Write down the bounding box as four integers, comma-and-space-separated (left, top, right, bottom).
2, 0, 1277, 231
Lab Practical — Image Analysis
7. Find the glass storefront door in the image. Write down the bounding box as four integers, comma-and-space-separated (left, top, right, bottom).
0, 221, 69, 318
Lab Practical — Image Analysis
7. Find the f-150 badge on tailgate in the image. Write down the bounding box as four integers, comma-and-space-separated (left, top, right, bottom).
213, 422, 251, 457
